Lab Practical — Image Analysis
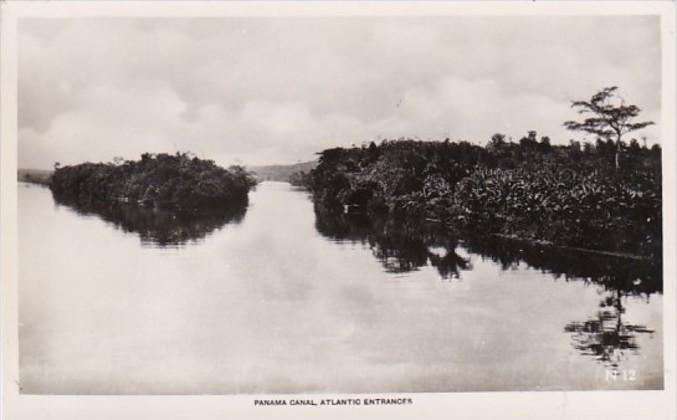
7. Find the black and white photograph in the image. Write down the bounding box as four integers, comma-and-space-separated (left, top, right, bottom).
1, 1, 675, 419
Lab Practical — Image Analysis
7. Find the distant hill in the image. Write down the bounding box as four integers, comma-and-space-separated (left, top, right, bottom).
18, 168, 53, 185
247, 160, 317, 182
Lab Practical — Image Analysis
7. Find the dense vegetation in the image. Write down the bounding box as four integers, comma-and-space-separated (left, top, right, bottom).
50, 152, 257, 209
301, 134, 662, 258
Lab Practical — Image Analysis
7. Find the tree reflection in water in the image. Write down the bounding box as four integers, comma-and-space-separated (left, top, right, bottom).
452, 237, 661, 371
564, 289, 655, 370
53, 194, 247, 247
462, 237, 662, 295
314, 205, 471, 279
316, 208, 662, 371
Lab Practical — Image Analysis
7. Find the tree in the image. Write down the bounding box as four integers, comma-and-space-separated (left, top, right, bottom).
519, 130, 538, 149
489, 133, 506, 148
564, 86, 654, 169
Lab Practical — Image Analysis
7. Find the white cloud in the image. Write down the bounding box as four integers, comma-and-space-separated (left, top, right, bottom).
18, 16, 661, 169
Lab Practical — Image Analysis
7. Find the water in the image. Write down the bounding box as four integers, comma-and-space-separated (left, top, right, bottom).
18, 181, 663, 394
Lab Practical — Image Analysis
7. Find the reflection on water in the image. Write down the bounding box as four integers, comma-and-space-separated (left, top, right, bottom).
564, 289, 655, 370
314, 206, 662, 374
315, 206, 471, 279
52, 193, 246, 247
463, 237, 662, 295
462, 237, 661, 372
19, 182, 663, 393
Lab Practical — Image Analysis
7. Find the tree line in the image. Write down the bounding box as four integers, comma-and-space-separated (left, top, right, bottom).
50, 152, 258, 210
296, 87, 661, 258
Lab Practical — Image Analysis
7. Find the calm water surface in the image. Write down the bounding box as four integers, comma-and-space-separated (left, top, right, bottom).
19, 181, 663, 394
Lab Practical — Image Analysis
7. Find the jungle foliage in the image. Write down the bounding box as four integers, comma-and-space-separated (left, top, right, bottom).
302, 135, 661, 258
50, 152, 258, 210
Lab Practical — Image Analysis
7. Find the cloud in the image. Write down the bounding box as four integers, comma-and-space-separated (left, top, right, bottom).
18, 16, 661, 169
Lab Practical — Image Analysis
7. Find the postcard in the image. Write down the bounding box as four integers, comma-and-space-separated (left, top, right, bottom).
1, 1, 675, 419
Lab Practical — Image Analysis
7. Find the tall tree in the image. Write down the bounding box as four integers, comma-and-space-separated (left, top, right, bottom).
564, 86, 654, 169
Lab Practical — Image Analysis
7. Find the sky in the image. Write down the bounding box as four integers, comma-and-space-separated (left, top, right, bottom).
18, 16, 661, 169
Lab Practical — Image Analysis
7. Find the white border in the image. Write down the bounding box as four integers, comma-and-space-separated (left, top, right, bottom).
1, 2, 675, 420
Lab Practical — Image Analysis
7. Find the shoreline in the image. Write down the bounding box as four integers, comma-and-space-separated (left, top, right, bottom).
19, 176, 660, 263
485, 233, 658, 262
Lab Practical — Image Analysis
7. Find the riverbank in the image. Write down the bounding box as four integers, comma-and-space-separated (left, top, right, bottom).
488, 233, 657, 262
302, 138, 662, 259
